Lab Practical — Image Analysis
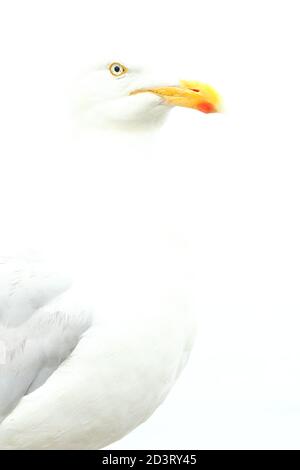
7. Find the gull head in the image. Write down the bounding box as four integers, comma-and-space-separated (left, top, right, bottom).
74, 60, 221, 132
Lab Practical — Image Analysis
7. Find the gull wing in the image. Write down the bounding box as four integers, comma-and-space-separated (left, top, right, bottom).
0, 256, 91, 422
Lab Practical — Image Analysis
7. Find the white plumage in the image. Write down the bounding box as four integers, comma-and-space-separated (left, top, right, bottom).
0, 255, 195, 449
0, 58, 219, 449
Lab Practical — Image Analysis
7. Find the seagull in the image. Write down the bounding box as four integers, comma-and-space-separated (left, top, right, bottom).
0, 60, 221, 449
75, 60, 220, 132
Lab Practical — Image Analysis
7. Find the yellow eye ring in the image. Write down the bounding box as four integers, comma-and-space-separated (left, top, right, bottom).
109, 62, 128, 77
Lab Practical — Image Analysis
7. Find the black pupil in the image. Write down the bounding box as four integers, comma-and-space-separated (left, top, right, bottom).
114, 65, 121, 73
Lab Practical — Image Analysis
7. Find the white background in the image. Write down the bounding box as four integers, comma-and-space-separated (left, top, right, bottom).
1, 0, 300, 450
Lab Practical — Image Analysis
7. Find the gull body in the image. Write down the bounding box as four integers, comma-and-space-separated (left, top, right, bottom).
0, 257, 195, 449
0, 59, 220, 449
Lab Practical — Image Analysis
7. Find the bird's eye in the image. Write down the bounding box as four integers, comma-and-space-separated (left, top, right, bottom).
109, 62, 127, 77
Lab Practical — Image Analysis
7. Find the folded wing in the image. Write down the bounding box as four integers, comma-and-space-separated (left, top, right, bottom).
0, 256, 91, 422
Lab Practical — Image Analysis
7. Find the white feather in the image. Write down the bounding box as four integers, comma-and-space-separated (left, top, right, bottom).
0, 59, 197, 449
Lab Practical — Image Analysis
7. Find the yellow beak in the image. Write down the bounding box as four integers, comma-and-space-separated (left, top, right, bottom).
130, 80, 221, 113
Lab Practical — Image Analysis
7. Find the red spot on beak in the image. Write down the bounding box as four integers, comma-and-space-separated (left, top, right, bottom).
197, 101, 216, 113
